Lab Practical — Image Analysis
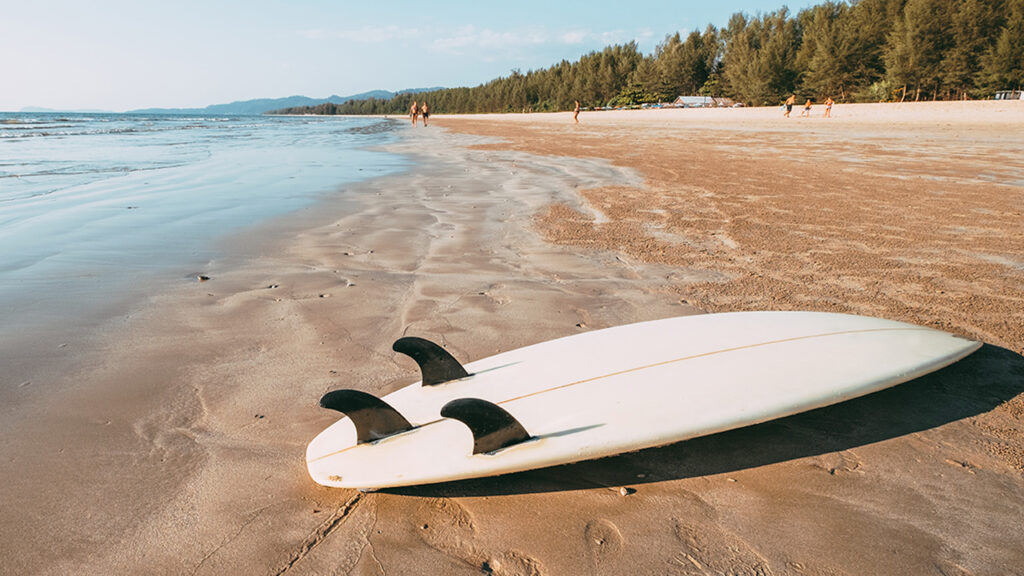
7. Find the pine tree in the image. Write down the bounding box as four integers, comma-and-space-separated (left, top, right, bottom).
979, 0, 1024, 92
797, 2, 852, 99
722, 9, 800, 105
943, 0, 1004, 98
721, 13, 766, 105
885, 0, 953, 100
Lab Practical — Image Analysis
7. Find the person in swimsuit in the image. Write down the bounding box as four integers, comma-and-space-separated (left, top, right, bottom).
420, 102, 429, 127
410, 101, 419, 126
784, 95, 796, 117
801, 99, 812, 118
824, 97, 834, 118
573, 100, 580, 123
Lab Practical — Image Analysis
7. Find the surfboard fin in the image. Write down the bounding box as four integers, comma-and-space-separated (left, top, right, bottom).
319, 389, 414, 443
441, 398, 532, 454
393, 336, 470, 386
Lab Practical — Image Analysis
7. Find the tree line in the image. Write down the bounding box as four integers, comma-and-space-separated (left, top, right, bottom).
271, 0, 1024, 115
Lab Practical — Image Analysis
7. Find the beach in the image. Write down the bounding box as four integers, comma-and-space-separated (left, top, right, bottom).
2, 101, 1023, 575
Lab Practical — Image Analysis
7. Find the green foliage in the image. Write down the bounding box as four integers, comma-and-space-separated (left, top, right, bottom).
699, 76, 721, 96
885, 0, 954, 100
721, 9, 801, 105
978, 0, 1024, 94
798, 2, 853, 99
943, 0, 1003, 97
856, 78, 901, 101
269, 0, 1019, 115
643, 27, 720, 100
610, 85, 660, 106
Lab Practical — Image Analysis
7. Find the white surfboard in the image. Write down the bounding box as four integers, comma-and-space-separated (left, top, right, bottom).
306, 311, 980, 490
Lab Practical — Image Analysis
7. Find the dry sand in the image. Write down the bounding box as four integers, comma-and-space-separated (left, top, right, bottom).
2, 101, 1023, 575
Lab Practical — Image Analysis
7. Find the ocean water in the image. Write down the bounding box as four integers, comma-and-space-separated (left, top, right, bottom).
0, 113, 407, 335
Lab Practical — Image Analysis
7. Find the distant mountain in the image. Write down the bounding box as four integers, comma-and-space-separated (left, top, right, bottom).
128, 88, 444, 115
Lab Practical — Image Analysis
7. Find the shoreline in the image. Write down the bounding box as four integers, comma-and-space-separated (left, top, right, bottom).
1, 123, 701, 574
0, 115, 410, 406
3, 104, 1023, 574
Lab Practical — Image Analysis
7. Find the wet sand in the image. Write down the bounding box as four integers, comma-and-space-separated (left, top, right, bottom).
2, 101, 1023, 575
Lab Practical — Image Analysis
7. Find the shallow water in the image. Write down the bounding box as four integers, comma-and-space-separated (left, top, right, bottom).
0, 113, 407, 335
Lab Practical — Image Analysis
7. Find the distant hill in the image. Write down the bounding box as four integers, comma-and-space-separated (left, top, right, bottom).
128, 88, 444, 115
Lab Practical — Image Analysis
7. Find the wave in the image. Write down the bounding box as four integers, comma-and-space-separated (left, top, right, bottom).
343, 118, 401, 135
0, 113, 264, 139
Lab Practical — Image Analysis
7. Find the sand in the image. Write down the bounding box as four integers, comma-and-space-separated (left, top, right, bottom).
2, 101, 1022, 575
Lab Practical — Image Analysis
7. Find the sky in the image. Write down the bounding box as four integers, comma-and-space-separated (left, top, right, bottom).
2, 0, 821, 112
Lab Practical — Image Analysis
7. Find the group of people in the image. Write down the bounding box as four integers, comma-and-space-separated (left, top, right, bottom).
784, 95, 834, 118
409, 101, 430, 126
409, 99, 583, 124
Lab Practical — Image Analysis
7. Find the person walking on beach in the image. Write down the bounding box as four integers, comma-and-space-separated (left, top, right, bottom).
801, 99, 812, 118
410, 101, 419, 126
573, 100, 580, 123
420, 102, 430, 127
784, 95, 796, 117
824, 96, 834, 118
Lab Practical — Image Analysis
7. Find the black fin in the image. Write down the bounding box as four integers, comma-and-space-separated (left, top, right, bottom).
393, 336, 470, 386
319, 389, 414, 443
440, 398, 532, 454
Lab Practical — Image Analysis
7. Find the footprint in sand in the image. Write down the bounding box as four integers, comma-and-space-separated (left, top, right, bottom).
415, 498, 476, 548
672, 518, 772, 576
479, 552, 543, 576
414, 499, 543, 576
584, 519, 624, 571
812, 450, 865, 476
478, 283, 511, 306
573, 308, 593, 330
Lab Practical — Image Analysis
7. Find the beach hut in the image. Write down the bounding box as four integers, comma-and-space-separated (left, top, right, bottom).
672, 96, 713, 108
711, 97, 740, 108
